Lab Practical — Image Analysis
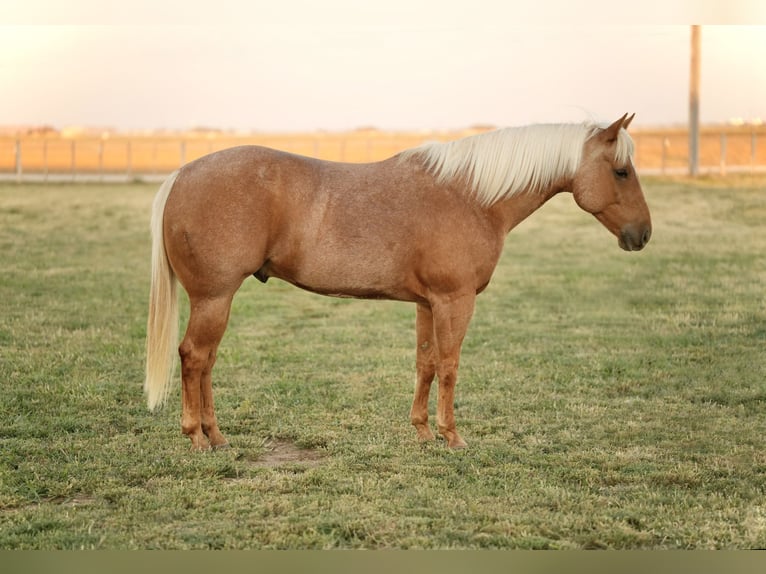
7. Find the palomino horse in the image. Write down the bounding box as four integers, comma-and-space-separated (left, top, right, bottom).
145, 114, 651, 451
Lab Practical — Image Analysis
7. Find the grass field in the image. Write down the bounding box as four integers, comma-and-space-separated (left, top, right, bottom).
1, 175, 765, 549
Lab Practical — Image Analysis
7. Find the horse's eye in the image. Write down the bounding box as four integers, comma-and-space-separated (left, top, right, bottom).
614, 168, 629, 179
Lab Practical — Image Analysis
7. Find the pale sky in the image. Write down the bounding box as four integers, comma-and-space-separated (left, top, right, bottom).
2, 2, 765, 132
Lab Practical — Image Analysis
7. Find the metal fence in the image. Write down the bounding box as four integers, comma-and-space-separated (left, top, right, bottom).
2, 125, 765, 183
630, 126, 766, 176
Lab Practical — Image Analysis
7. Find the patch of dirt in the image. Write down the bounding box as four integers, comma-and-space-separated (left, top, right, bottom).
250, 439, 326, 468
2, 494, 98, 513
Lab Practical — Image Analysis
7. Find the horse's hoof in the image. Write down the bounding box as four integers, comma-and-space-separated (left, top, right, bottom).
187, 434, 210, 452
441, 432, 468, 449
415, 425, 436, 443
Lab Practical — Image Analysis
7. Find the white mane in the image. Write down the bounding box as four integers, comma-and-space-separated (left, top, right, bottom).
401, 122, 634, 206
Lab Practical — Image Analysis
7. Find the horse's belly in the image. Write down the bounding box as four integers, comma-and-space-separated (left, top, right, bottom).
258, 249, 417, 302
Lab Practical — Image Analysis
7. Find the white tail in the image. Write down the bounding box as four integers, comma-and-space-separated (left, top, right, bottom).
144, 170, 180, 411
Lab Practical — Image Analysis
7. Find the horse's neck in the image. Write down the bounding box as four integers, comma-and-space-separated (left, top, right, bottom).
488, 176, 571, 234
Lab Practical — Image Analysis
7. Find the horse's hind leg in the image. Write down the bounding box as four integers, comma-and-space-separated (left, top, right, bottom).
179, 294, 234, 451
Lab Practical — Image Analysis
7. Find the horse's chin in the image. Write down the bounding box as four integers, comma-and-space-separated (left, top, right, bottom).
619, 237, 630, 251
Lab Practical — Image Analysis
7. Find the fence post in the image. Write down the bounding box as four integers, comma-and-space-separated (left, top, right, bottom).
661, 138, 669, 175
719, 133, 727, 176
689, 25, 700, 177
752, 130, 757, 175
98, 139, 105, 182
126, 140, 133, 181
71, 140, 76, 182
14, 138, 22, 183
43, 139, 48, 183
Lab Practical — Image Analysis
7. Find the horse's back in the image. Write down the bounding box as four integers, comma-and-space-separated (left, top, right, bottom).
174, 145, 319, 200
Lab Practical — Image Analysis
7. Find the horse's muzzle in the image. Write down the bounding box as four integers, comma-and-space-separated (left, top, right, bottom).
619, 224, 652, 251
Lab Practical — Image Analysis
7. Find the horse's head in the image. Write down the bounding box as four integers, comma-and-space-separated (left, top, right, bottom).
572, 114, 652, 251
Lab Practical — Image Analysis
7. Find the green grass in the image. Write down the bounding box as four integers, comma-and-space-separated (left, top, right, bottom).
1, 175, 765, 549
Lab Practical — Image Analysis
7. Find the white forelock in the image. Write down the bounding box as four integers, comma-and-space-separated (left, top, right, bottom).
401, 122, 634, 206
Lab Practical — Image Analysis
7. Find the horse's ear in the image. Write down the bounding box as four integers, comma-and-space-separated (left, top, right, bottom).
623, 113, 635, 131
601, 113, 629, 144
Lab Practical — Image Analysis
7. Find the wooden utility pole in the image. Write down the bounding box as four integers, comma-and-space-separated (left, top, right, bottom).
689, 25, 701, 177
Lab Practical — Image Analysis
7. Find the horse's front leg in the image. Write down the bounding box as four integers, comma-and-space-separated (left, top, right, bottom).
431, 292, 476, 449
410, 303, 437, 442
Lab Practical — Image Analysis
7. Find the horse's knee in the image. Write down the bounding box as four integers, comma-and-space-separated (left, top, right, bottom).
417, 358, 436, 375
436, 360, 459, 384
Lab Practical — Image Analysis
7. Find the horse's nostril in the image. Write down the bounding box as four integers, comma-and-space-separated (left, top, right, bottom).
642, 228, 652, 247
